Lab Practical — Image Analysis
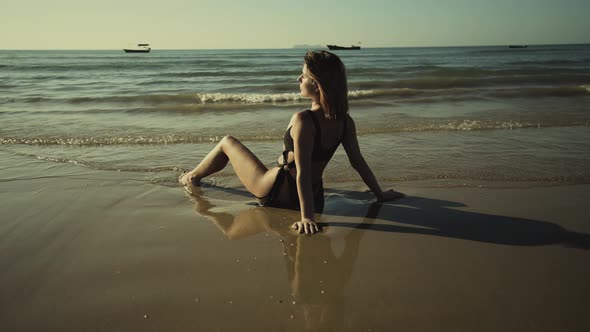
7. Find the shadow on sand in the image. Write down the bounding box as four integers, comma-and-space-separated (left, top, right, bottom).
324, 189, 590, 249
187, 184, 590, 249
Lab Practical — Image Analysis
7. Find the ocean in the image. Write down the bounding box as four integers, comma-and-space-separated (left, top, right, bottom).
1, 45, 590, 189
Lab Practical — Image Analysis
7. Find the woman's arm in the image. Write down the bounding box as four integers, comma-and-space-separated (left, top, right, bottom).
342, 114, 404, 202
291, 111, 319, 234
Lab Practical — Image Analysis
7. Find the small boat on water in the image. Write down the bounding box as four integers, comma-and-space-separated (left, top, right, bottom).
123, 44, 151, 53
327, 44, 361, 50
508, 45, 528, 49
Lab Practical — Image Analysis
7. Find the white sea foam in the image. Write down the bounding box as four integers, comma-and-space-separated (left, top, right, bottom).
195, 92, 304, 104
194, 89, 418, 104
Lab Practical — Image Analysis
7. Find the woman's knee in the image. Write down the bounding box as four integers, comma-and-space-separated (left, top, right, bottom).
220, 135, 244, 153
220, 134, 236, 147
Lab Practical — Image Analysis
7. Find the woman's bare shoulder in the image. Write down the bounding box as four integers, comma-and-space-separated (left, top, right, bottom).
290, 110, 313, 125
289, 111, 317, 139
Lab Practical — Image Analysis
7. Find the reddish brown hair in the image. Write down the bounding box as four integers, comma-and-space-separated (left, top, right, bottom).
304, 50, 349, 120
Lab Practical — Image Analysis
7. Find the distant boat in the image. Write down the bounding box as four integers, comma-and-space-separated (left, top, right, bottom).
124, 44, 151, 53
508, 45, 528, 49
327, 44, 361, 50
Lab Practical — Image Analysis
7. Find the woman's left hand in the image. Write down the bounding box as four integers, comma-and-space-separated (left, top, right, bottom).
377, 189, 406, 203
292, 219, 320, 234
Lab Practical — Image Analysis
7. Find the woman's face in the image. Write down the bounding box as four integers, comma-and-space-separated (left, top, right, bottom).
297, 64, 318, 98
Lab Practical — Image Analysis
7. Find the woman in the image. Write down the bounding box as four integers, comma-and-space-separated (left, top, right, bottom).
179, 50, 404, 234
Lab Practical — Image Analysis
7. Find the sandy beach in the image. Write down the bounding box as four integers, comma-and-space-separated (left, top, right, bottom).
1, 157, 589, 332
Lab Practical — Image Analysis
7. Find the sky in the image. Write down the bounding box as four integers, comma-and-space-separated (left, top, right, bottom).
1, 0, 589, 49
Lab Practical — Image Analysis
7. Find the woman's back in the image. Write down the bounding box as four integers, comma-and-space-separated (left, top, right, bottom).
282, 110, 347, 183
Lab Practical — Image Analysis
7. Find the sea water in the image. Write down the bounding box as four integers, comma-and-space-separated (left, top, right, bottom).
1, 45, 589, 188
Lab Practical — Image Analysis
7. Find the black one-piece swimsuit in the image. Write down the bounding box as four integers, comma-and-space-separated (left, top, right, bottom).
257, 110, 345, 213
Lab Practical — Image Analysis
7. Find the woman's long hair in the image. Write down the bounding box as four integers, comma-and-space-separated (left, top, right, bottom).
304, 50, 349, 120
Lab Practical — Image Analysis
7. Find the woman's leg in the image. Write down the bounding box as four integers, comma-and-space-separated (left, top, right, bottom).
180, 135, 280, 198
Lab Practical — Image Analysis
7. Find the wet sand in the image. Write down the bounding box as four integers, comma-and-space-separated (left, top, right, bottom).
1, 167, 589, 331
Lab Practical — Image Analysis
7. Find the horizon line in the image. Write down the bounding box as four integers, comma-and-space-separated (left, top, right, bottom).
2, 42, 589, 51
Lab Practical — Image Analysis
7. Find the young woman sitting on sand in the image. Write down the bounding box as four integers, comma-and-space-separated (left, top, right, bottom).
179, 50, 404, 234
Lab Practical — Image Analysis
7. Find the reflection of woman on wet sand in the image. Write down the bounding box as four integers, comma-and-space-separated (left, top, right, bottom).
188, 189, 381, 331
180, 50, 404, 234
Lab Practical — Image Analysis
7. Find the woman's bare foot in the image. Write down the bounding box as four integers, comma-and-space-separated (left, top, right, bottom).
178, 172, 200, 187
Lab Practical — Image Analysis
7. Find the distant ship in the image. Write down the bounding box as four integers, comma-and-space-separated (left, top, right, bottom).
327, 44, 361, 50
508, 45, 528, 49
123, 44, 151, 53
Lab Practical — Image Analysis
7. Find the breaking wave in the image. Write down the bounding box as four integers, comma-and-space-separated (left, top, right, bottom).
2, 120, 588, 146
